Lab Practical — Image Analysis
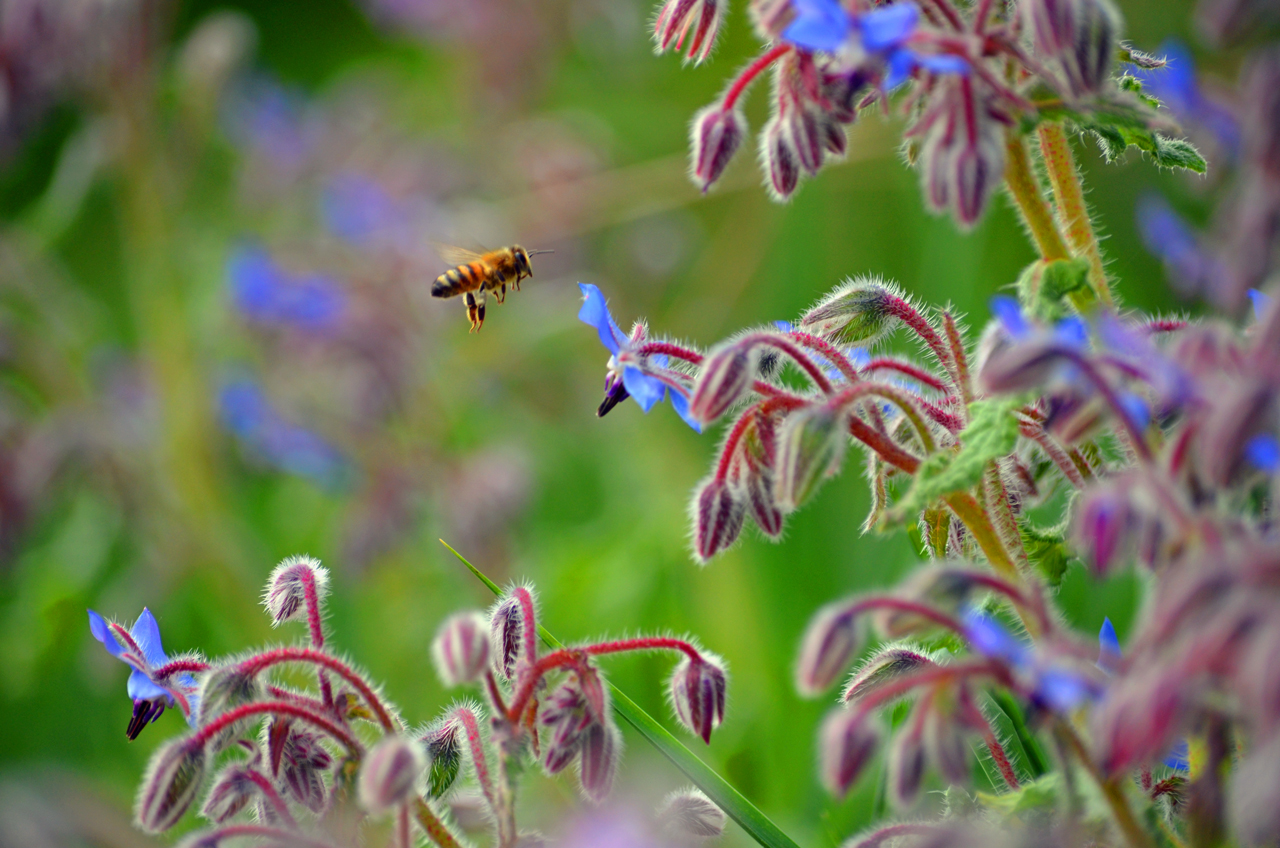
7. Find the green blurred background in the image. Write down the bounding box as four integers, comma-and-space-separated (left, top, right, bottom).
0, 0, 1207, 844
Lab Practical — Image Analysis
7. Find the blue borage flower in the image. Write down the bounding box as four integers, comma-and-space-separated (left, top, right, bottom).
782, 1, 968, 88
1094, 617, 1189, 771
228, 244, 347, 332
578, 283, 702, 432
88, 608, 199, 740
1136, 194, 1218, 294
962, 609, 1101, 713
218, 378, 351, 488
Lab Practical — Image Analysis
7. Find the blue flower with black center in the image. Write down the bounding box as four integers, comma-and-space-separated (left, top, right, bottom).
88, 608, 199, 740
782, 1, 968, 88
578, 284, 701, 432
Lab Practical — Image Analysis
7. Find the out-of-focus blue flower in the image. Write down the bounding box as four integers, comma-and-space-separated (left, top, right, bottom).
322, 173, 407, 245
1249, 289, 1272, 321
88, 608, 197, 739
1162, 739, 1190, 772
1094, 617, 1189, 771
782, 1, 967, 88
1136, 194, 1215, 294
1245, 434, 1280, 472
963, 609, 1029, 666
990, 295, 1031, 339
1131, 40, 1240, 156
218, 379, 350, 488
964, 609, 1099, 711
228, 245, 346, 332
225, 78, 313, 169
1117, 392, 1151, 431
578, 284, 701, 432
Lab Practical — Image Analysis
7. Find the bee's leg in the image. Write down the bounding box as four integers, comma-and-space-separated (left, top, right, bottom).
496, 282, 507, 304
464, 290, 486, 332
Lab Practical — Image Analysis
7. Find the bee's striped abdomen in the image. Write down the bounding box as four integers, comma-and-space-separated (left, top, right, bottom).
431, 261, 485, 298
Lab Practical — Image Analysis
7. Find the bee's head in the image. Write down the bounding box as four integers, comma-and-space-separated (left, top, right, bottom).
513, 246, 533, 277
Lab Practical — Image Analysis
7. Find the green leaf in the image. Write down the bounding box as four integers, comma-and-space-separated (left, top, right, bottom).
1020, 522, 1073, 588
440, 540, 802, 848
1017, 258, 1092, 322
885, 398, 1022, 522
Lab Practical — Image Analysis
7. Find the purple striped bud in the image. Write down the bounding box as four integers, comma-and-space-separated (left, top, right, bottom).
541, 682, 593, 774
796, 602, 862, 696
279, 727, 332, 812
776, 405, 847, 511
136, 737, 207, 832
669, 653, 728, 744
432, 611, 491, 687
263, 555, 329, 626
925, 705, 971, 785
888, 711, 928, 808
789, 105, 825, 175
197, 665, 264, 752
1074, 486, 1134, 576
1024, 0, 1120, 97
919, 80, 1006, 227
578, 721, 620, 802
819, 709, 882, 797
658, 789, 727, 840
1242, 51, 1280, 177
422, 718, 463, 797
822, 119, 848, 157
691, 342, 759, 424
799, 279, 895, 346
749, 0, 797, 40
744, 467, 784, 538
690, 104, 746, 192
843, 644, 936, 703
489, 595, 524, 680
762, 115, 801, 201
692, 477, 746, 562
654, 0, 724, 65
358, 735, 426, 815
201, 764, 261, 823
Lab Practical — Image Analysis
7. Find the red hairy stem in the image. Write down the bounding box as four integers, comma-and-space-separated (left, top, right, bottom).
713, 396, 808, 482
586, 636, 702, 661
194, 701, 361, 753
881, 294, 960, 387
839, 596, 969, 638
919, 398, 965, 432
848, 415, 921, 473
398, 804, 411, 848
511, 586, 539, 669
1054, 349, 1154, 463
739, 332, 835, 394
724, 44, 793, 111
942, 313, 974, 408
851, 659, 1006, 717
239, 647, 397, 731
786, 331, 861, 382
298, 567, 334, 709
921, 0, 964, 30
244, 767, 299, 827
505, 651, 586, 723
414, 798, 465, 848
983, 730, 1022, 790
1020, 421, 1086, 487
830, 382, 938, 453
635, 341, 704, 365
452, 706, 498, 816
266, 685, 330, 714
972, 0, 996, 31
861, 357, 950, 392
153, 658, 212, 679
484, 670, 509, 716
188, 825, 336, 848
1147, 319, 1188, 334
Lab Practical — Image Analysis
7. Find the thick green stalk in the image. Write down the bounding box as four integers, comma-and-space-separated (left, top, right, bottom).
1037, 122, 1115, 307
441, 540, 803, 848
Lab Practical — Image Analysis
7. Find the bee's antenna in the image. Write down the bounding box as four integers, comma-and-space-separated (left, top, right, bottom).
526, 249, 555, 256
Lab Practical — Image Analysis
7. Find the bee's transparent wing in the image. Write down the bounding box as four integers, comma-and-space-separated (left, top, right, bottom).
434, 243, 487, 265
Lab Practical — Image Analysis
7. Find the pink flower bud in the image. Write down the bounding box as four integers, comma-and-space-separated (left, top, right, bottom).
819, 709, 881, 797
654, 0, 724, 65
749, 0, 797, 40
489, 595, 525, 680
432, 611, 492, 687
578, 721, 620, 802
358, 735, 426, 815
762, 115, 801, 201
262, 555, 329, 626
822, 119, 848, 157
196, 665, 264, 751
925, 705, 970, 785
842, 644, 936, 703
658, 789, 727, 839
918, 80, 1006, 228
692, 477, 746, 563
796, 602, 862, 696
789, 105, 825, 175
201, 764, 259, 823
744, 467, 785, 538
798, 278, 895, 346
422, 717, 463, 797
669, 654, 728, 743
690, 104, 746, 192
690, 342, 758, 424
1024, 0, 1120, 97
136, 737, 207, 832
775, 404, 847, 512
541, 682, 593, 774
888, 712, 927, 808
278, 726, 332, 812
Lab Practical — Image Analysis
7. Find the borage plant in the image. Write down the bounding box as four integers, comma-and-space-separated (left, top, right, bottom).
87, 556, 732, 847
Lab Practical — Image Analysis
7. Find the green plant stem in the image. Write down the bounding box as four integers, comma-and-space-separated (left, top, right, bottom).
1057, 720, 1157, 848
441, 540, 802, 848
1037, 122, 1114, 307
413, 798, 464, 848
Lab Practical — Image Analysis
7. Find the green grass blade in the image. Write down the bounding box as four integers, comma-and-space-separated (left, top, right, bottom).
440, 540, 803, 848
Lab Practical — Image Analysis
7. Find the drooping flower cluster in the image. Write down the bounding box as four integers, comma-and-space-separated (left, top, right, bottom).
89, 556, 728, 847
652, 0, 1185, 226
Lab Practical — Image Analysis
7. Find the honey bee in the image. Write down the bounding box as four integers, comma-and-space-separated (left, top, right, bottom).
431, 245, 553, 331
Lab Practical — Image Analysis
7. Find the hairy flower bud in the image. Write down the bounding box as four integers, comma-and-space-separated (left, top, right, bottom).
489, 596, 524, 680
136, 737, 207, 832
541, 682, 594, 774
262, 555, 329, 626
744, 466, 785, 538
918, 80, 1006, 227
669, 654, 728, 743
776, 404, 847, 512
843, 644, 936, 703
749, 0, 797, 40
925, 704, 970, 785
875, 568, 978, 637
797, 602, 862, 696
197, 665, 264, 751
888, 714, 927, 808
432, 612, 492, 687
658, 789, 727, 840
277, 726, 332, 812
422, 717, 463, 798
201, 764, 260, 823
692, 477, 746, 562
1090, 667, 1185, 775
789, 105, 826, 175
1024, 0, 1120, 97
358, 735, 426, 815
762, 115, 801, 201
690, 104, 746, 192
691, 342, 759, 424
819, 709, 881, 797
578, 721, 620, 802
798, 278, 894, 346
654, 0, 724, 65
